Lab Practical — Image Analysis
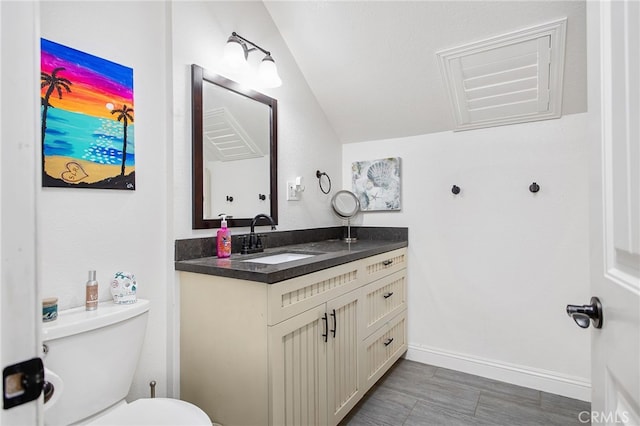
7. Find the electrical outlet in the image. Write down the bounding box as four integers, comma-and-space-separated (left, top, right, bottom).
286, 181, 300, 201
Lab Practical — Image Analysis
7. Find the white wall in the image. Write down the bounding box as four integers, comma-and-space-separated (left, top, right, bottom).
171, 0, 342, 239
39, 1, 172, 401
208, 157, 269, 219
343, 113, 591, 400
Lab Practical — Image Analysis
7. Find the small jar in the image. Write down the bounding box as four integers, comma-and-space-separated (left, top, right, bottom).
42, 297, 58, 322
110, 271, 137, 304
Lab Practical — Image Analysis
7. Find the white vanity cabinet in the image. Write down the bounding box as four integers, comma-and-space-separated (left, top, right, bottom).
180, 247, 407, 426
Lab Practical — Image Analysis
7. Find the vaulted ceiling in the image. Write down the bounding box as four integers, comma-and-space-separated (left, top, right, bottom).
264, 1, 587, 144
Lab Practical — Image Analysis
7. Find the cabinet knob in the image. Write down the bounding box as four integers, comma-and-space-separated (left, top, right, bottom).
382, 260, 394, 266
383, 292, 394, 299
383, 338, 394, 347
529, 182, 540, 193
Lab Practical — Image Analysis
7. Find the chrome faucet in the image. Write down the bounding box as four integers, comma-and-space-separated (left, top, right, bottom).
242, 214, 276, 254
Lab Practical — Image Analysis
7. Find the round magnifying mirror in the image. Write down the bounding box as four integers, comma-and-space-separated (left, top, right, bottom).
331, 190, 360, 242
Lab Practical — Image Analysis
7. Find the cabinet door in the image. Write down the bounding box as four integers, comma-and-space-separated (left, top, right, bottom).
327, 290, 361, 426
269, 304, 328, 426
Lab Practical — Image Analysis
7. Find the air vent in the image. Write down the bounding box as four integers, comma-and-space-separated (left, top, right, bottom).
203, 107, 265, 161
437, 18, 567, 131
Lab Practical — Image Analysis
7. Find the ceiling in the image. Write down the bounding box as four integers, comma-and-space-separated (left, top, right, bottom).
264, 1, 587, 144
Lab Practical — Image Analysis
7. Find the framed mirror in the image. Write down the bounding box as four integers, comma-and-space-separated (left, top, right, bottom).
191, 64, 278, 229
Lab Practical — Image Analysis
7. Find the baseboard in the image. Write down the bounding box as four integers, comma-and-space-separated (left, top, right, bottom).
405, 344, 591, 402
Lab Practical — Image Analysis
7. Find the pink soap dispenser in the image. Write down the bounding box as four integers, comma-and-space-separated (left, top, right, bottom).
217, 214, 231, 258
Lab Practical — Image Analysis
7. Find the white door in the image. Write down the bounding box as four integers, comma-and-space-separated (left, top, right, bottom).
586, 1, 640, 424
0, 1, 42, 425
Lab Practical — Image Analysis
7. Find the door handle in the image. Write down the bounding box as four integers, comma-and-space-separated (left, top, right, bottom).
321, 313, 328, 342
330, 309, 336, 338
566, 297, 603, 329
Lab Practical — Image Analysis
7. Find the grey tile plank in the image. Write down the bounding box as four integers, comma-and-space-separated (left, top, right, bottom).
539, 392, 591, 423
392, 359, 439, 377
541, 391, 591, 411
344, 359, 591, 426
339, 383, 410, 426
354, 386, 417, 425
432, 367, 541, 405
404, 400, 483, 426
377, 359, 438, 388
343, 411, 397, 426
381, 374, 481, 416
475, 391, 586, 426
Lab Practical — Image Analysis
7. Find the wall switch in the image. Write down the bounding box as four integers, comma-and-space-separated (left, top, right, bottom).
286, 181, 300, 201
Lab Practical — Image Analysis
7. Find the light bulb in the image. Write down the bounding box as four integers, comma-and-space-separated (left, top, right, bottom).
258, 55, 282, 88
223, 38, 248, 70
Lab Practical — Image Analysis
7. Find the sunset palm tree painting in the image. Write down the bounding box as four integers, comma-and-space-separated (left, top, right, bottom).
40, 38, 135, 190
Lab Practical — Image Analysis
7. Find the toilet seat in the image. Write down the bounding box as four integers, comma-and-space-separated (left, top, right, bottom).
89, 398, 212, 425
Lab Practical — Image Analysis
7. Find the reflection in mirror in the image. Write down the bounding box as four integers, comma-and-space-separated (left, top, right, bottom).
202, 80, 270, 219
192, 64, 278, 229
332, 190, 360, 219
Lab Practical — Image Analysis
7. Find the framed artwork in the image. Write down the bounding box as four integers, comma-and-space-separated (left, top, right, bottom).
351, 157, 401, 211
40, 38, 135, 190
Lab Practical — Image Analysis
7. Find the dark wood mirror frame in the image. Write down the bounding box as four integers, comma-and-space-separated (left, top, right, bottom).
191, 64, 278, 229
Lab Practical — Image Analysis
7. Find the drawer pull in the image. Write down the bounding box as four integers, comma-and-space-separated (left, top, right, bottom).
383, 292, 394, 299
382, 259, 394, 266
383, 338, 394, 346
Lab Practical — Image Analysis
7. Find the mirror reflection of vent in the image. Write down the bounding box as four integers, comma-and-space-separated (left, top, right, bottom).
437, 18, 567, 131
203, 107, 264, 161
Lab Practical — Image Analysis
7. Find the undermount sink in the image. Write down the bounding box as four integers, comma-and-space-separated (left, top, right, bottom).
241, 252, 315, 265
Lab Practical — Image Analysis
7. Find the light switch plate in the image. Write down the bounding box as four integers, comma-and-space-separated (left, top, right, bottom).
286, 181, 299, 201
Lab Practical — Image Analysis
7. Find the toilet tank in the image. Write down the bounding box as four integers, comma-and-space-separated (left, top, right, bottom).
42, 299, 150, 425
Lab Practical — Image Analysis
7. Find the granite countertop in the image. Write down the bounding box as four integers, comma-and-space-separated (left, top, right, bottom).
174, 238, 407, 284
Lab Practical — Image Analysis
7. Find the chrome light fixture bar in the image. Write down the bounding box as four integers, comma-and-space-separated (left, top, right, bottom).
223, 31, 282, 88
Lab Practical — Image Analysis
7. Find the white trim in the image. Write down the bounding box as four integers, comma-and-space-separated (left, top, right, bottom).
601, 0, 640, 296
405, 343, 591, 402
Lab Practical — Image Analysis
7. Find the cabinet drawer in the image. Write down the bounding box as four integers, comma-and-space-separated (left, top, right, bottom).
267, 261, 362, 325
360, 310, 407, 393
361, 270, 406, 338
362, 248, 407, 283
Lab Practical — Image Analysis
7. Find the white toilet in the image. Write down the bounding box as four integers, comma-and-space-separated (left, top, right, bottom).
42, 299, 211, 425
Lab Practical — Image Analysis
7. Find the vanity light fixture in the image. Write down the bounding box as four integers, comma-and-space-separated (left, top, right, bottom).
223, 32, 282, 88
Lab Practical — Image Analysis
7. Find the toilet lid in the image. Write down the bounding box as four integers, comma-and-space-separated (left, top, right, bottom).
90, 398, 212, 426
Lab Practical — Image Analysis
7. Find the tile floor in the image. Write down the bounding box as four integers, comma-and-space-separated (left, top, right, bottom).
340, 358, 591, 426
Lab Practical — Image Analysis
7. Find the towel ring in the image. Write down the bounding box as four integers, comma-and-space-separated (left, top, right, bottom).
316, 170, 332, 194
